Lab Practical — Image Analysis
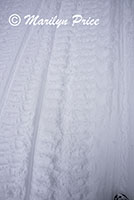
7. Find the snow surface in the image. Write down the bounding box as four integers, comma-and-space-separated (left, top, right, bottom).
0, 0, 134, 200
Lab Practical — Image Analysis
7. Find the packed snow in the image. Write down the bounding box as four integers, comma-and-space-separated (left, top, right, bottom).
0, 0, 134, 200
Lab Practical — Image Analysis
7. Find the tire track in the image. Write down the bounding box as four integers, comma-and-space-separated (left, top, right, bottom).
24, 1, 63, 200
28, 0, 111, 200
28, 1, 76, 199
0, 1, 57, 199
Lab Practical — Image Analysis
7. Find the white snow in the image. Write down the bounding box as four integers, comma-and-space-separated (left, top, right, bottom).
0, 0, 134, 200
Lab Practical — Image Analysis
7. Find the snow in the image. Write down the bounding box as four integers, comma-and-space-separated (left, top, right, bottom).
0, 0, 134, 200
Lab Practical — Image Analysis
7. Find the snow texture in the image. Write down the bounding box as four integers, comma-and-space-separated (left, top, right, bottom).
0, 0, 134, 200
